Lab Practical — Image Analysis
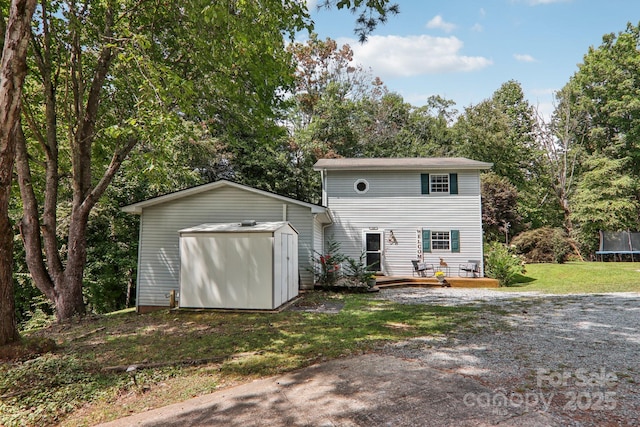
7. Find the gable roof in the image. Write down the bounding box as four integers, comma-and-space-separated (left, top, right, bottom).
121, 180, 330, 219
313, 157, 493, 171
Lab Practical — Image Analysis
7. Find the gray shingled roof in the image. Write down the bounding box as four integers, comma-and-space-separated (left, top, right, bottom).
313, 157, 493, 171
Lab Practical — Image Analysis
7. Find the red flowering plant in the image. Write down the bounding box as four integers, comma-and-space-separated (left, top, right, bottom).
311, 237, 346, 288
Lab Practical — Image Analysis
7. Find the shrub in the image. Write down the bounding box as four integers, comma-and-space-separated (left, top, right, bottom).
511, 227, 571, 263
484, 241, 526, 287
343, 252, 376, 288
310, 236, 347, 289
310, 238, 375, 290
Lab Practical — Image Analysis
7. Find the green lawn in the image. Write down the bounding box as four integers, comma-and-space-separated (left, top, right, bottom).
0, 293, 477, 427
505, 261, 640, 293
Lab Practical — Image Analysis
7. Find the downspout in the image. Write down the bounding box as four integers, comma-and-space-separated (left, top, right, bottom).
321, 169, 327, 207
282, 204, 287, 221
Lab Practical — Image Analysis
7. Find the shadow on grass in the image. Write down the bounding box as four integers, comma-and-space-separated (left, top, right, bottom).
505, 273, 537, 288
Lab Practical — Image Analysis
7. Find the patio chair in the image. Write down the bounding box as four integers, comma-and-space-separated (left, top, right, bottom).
458, 260, 481, 278
411, 260, 435, 277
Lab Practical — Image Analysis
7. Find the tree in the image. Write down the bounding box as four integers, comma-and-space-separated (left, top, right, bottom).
319, 0, 399, 43
571, 155, 639, 253
14, 0, 312, 321
566, 22, 640, 173
480, 172, 521, 243
532, 88, 584, 259
355, 93, 456, 158
560, 22, 640, 255
288, 34, 369, 127
0, 0, 37, 345
453, 81, 536, 188
281, 36, 387, 201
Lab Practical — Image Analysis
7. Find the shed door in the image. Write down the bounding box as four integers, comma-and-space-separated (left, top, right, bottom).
363, 231, 383, 273
281, 233, 295, 303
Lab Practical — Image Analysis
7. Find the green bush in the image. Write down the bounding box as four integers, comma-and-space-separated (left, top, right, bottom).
484, 241, 526, 287
344, 252, 376, 288
511, 227, 571, 263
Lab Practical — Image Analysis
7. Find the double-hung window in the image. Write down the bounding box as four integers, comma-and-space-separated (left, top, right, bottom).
421, 173, 458, 195
431, 231, 450, 250
430, 174, 449, 193
422, 229, 460, 253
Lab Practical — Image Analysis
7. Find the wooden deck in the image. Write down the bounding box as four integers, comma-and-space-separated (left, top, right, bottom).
375, 275, 499, 288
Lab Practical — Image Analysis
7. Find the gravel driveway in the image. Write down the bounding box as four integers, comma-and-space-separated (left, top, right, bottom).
375, 288, 640, 426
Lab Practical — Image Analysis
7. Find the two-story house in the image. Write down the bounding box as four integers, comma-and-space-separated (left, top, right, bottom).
123, 157, 491, 312
313, 157, 492, 276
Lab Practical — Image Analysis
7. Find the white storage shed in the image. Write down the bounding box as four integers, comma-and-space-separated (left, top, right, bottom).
178, 221, 298, 310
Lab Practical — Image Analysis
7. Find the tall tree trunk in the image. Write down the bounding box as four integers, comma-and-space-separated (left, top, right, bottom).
14, 2, 124, 321
0, 0, 37, 345
55, 211, 90, 320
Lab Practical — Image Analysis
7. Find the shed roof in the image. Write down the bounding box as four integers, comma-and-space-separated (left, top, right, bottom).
179, 221, 298, 234
313, 157, 492, 171
121, 179, 330, 223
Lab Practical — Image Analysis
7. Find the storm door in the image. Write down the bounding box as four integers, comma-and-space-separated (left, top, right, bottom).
363, 231, 383, 273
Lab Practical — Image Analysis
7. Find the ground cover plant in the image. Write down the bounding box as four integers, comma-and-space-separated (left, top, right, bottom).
506, 262, 640, 293
0, 292, 476, 426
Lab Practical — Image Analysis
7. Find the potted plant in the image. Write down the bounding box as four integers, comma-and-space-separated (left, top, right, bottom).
345, 252, 378, 291
435, 270, 447, 286
365, 271, 377, 289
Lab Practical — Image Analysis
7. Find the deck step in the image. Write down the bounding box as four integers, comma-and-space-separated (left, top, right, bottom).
375, 276, 499, 288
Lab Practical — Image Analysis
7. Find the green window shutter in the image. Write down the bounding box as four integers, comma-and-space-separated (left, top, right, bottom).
449, 173, 458, 194
422, 229, 431, 252
421, 174, 430, 194
451, 230, 460, 253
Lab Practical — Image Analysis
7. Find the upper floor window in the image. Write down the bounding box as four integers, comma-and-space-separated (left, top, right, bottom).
430, 174, 449, 193
421, 173, 458, 195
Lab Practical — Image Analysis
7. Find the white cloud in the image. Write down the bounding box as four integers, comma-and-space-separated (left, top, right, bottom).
471, 23, 484, 32
347, 34, 492, 77
426, 15, 457, 33
514, 53, 536, 62
305, 0, 318, 10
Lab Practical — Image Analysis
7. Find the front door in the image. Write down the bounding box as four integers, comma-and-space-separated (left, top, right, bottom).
363, 231, 383, 273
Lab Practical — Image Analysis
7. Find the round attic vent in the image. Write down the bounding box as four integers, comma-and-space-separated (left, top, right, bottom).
354, 179, 369, 194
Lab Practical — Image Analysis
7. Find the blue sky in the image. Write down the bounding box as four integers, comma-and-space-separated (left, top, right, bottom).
303, 0, 640, 117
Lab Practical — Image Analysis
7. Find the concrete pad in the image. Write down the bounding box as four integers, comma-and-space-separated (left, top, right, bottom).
97, 354, 558, 426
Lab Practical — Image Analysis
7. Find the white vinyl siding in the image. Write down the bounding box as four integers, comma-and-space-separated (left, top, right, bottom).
323, 169, 484, 277
136, 186, 317, 307
326, 170, 479, 198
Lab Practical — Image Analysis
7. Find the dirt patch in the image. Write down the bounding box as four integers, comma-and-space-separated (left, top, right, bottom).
288, 301, 345, 314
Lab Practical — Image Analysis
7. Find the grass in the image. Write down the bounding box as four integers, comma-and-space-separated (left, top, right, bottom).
504, 261, 640, 293
0, 292, 477, 427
